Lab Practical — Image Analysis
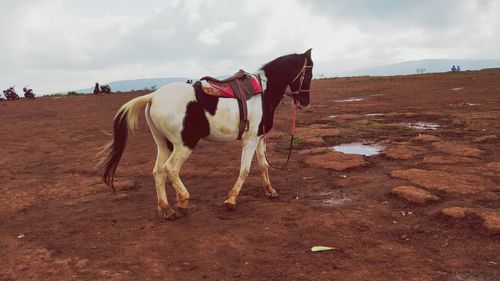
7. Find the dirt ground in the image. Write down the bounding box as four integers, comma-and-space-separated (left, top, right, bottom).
1, 69, 499, 281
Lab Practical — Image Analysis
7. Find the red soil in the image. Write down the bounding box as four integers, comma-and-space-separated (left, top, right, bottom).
1, 69, 499, 280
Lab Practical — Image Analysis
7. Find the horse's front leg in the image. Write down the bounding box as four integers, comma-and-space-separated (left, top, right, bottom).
255, 137, 279, 198
224, 137, 259, 210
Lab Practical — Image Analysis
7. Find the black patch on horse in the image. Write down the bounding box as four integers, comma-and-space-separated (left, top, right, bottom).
181, 101, 210, 149
193, 81, 218, 115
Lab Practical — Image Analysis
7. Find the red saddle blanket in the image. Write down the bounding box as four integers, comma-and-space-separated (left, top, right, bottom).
202, 75, 263, 98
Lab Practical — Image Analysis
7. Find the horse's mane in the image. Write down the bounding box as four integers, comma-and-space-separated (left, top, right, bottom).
260, 53, 303, 74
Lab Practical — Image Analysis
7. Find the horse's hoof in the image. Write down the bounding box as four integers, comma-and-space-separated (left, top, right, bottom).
224, 202, 236, 211
163, 210, 179, 221
267, 191, 280, 199
178, 207, 189, 216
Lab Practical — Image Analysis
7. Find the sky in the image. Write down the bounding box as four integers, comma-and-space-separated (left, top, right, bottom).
1, 0, 499, 94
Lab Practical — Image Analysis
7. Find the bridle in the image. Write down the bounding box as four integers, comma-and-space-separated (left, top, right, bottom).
285, 57, 313, 98
261, 56, 313, 169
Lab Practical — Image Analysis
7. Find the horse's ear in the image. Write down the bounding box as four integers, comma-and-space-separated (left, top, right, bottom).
304, 48, 312, 59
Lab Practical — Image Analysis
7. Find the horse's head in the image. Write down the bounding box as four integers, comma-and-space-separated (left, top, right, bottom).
261, 49, 314, 108
288, 49, 313, 108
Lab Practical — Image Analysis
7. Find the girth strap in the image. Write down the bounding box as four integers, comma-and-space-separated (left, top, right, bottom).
229, 80, 253, 139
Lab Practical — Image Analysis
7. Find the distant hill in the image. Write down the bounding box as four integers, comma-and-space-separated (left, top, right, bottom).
333, 59, 500, 77
74, 77, 190, 93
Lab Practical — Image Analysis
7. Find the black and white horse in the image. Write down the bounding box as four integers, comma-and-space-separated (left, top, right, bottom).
99, 49, 313, 220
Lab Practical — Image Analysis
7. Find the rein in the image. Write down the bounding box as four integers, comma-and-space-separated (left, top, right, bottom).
259, 57, 310, 169
262, 104, 297, 169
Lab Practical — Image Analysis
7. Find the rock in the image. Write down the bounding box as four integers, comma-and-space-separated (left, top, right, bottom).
478, 212, 500, 233
432, 142, 483, 157
383, 144, 426, 160
441, 208, 500, 234
422, 155, 477, 164
391, 186, 440, 204
441, 207, 474, 219
473, 135, 497, 143
390, 169, 497, 195
412, 134, 442, 143
305, 152, 367, 171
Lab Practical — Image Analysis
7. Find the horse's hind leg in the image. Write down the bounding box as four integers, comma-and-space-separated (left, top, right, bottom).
224, 138, 259, 210
256, 137, 279, 198
146, 104, 176, 219
164, 145, 192, 215
153, 145, 178, 219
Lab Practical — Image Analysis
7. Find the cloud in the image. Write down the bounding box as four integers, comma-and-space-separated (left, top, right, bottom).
197, 22, 236, 45
0, 0, 499, 94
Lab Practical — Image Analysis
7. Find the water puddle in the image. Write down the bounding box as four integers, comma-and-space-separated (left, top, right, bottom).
328, 115, 337, 118
331, 142, 383, 156
465, 103, 480, 106
365, 113, 385, 117
451, 87, 464, 91
408, 122, 440, 130
334, 97, 364, 103
370, 93, 384, 97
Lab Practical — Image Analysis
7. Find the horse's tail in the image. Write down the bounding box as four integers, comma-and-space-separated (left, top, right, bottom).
97, 94, 153, 192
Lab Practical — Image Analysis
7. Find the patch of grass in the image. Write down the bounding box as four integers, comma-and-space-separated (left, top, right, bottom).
292, 136, 304, 145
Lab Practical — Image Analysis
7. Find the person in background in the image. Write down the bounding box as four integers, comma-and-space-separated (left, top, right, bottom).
451, 65, 456, 72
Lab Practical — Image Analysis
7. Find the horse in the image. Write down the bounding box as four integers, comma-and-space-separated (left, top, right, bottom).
98, 49, 313, 220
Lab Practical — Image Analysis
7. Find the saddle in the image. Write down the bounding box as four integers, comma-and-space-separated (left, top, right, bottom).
193, 70, 263, 140
200, 69, 247, 84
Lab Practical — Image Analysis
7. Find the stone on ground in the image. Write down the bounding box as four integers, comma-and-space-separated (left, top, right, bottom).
305, 152, 366, 171
441, 207, 474, 219
383, 143, 426, 160
478, 212, 500, 234
432, 142, 483, 157
391, 186, 440, 204
390, 169, 496, 195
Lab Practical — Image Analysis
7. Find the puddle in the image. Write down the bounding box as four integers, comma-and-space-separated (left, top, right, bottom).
328, 115, 337, 118
331, 142, 383, 156
365, 113, 385, 116
408, 122, 440, 130
334, 97, 364, 103
451, 87, 464, 91
465, 103, 480, 106
370, 94, 384, 97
